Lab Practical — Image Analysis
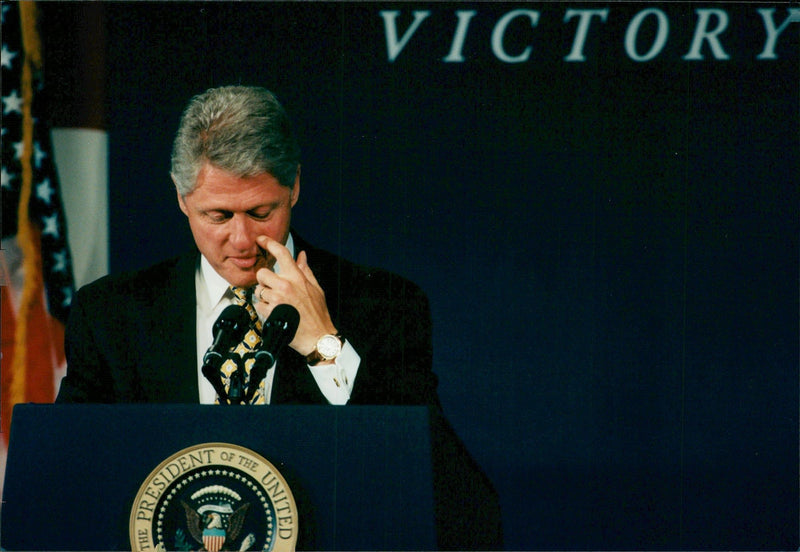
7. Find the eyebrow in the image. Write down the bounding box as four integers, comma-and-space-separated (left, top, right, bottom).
204, 199, 284, 214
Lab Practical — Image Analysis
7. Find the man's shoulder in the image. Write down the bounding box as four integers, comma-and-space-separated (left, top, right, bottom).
77, 250, 198, 302
299, 237, 427, 301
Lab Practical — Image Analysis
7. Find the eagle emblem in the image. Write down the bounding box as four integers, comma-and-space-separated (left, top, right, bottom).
130, 443, 297, 552
181, 486, 253, 552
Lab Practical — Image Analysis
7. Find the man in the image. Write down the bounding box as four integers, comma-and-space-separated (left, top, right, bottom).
56, 86, 501, 548
56, 85, 438, 406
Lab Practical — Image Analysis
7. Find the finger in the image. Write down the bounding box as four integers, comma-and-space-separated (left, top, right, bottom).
256, 235, 300, 277
255, 284, 270, 304
253, 297, 273, 319
256, 268, 292, 299
256, 266, 279, 288
296, 250, 321, 288
296, 250, 307, 270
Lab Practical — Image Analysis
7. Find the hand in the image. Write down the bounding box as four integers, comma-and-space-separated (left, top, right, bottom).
253, 235, 337, 357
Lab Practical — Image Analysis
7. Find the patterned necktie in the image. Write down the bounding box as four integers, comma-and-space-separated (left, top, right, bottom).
218, 286, 267, 404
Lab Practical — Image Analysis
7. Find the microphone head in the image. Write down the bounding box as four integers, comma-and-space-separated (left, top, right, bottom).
266, 304, 300, 340
261, 304, 300, 349
212, 304, 251, 346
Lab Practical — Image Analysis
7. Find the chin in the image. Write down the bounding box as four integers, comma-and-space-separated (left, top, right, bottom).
225, 270, 258, 289
238, 274, 260, 287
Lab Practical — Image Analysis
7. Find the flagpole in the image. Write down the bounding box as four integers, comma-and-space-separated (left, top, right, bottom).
10, 1, 45, 410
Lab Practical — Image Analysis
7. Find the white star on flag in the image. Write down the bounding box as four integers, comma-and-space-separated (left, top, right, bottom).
33, 140, 47, 168
61, 287, 73, 308
37, 178, 53, 203
2, 88, 22, 114
41, 214, 60, 238
1, 44, 16, 69
52, 249, 68, 272
1, 166, 12, 189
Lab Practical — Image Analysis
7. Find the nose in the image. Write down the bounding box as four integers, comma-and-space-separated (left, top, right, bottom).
228, 214, 258, 250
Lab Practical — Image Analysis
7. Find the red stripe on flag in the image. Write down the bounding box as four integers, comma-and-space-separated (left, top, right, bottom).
1, 284, 18, 445
1, 230, 65, 444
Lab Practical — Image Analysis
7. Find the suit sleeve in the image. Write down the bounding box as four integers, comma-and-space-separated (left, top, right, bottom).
344, 271, 439, 406
55, 286, 116, 403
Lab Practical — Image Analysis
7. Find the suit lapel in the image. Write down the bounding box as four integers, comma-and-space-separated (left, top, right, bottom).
166, 251, 201, 402
136, 251, 200, 403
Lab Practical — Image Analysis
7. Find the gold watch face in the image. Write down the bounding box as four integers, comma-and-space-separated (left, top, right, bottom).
317, 334, 342, 359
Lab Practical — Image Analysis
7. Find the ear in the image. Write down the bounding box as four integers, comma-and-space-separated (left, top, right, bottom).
173, 176, 189, 216
290, 166, 301, 208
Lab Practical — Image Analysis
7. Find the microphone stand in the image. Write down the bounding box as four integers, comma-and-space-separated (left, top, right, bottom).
202, 361, 231, 405
242, 350, 275, 404
227, 368, 245, 405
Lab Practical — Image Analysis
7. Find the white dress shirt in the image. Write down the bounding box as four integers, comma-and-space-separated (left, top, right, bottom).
194, 234, 360, 404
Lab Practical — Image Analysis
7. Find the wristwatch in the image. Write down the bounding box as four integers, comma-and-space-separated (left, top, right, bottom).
306, 333, 344, 366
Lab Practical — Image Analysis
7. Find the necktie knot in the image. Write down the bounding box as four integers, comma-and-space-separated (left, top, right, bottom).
230, 286, 260, 328
230, 285, 251, 306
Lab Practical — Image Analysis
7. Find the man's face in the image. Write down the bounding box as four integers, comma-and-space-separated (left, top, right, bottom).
177, 161, 299, 288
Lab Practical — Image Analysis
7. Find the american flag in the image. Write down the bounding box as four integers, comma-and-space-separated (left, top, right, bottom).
1, 1, 75, 440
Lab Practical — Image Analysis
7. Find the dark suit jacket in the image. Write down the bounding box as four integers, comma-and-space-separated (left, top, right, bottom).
55, 232, 502, 549
56, 233, 439, 406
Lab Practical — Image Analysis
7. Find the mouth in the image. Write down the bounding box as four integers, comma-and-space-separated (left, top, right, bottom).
228, 255, 259, 269
228, 251, 275, 271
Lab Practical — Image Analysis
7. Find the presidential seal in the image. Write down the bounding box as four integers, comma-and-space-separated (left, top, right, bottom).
130, 443, 297, 552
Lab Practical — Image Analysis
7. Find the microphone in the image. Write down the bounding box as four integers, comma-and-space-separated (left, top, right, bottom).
202, 304, 251, 405
243, 304, 300, 403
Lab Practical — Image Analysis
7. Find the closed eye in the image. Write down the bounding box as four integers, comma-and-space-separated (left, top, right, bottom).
248, 209, 272, 220
206, 210, 233, 223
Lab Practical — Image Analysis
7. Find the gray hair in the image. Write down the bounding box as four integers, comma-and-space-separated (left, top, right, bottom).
170, 86, 301, 196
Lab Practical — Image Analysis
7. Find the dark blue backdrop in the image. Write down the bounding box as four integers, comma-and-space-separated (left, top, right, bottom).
93, 2, 799, 548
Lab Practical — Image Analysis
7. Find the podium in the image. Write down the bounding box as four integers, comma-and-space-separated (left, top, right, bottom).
1, 403, 498, 550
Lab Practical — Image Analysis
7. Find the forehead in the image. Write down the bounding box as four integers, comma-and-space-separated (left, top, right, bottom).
189, 162, 289, 207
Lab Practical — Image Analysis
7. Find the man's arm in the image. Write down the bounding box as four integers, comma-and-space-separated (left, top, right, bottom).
253, 236, 339, 358
56, 288, 114, 403
253, 234, 439, 406
344, 274, 439, 406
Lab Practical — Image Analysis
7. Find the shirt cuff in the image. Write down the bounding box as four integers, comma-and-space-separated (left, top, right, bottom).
307, 339, 360, 404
